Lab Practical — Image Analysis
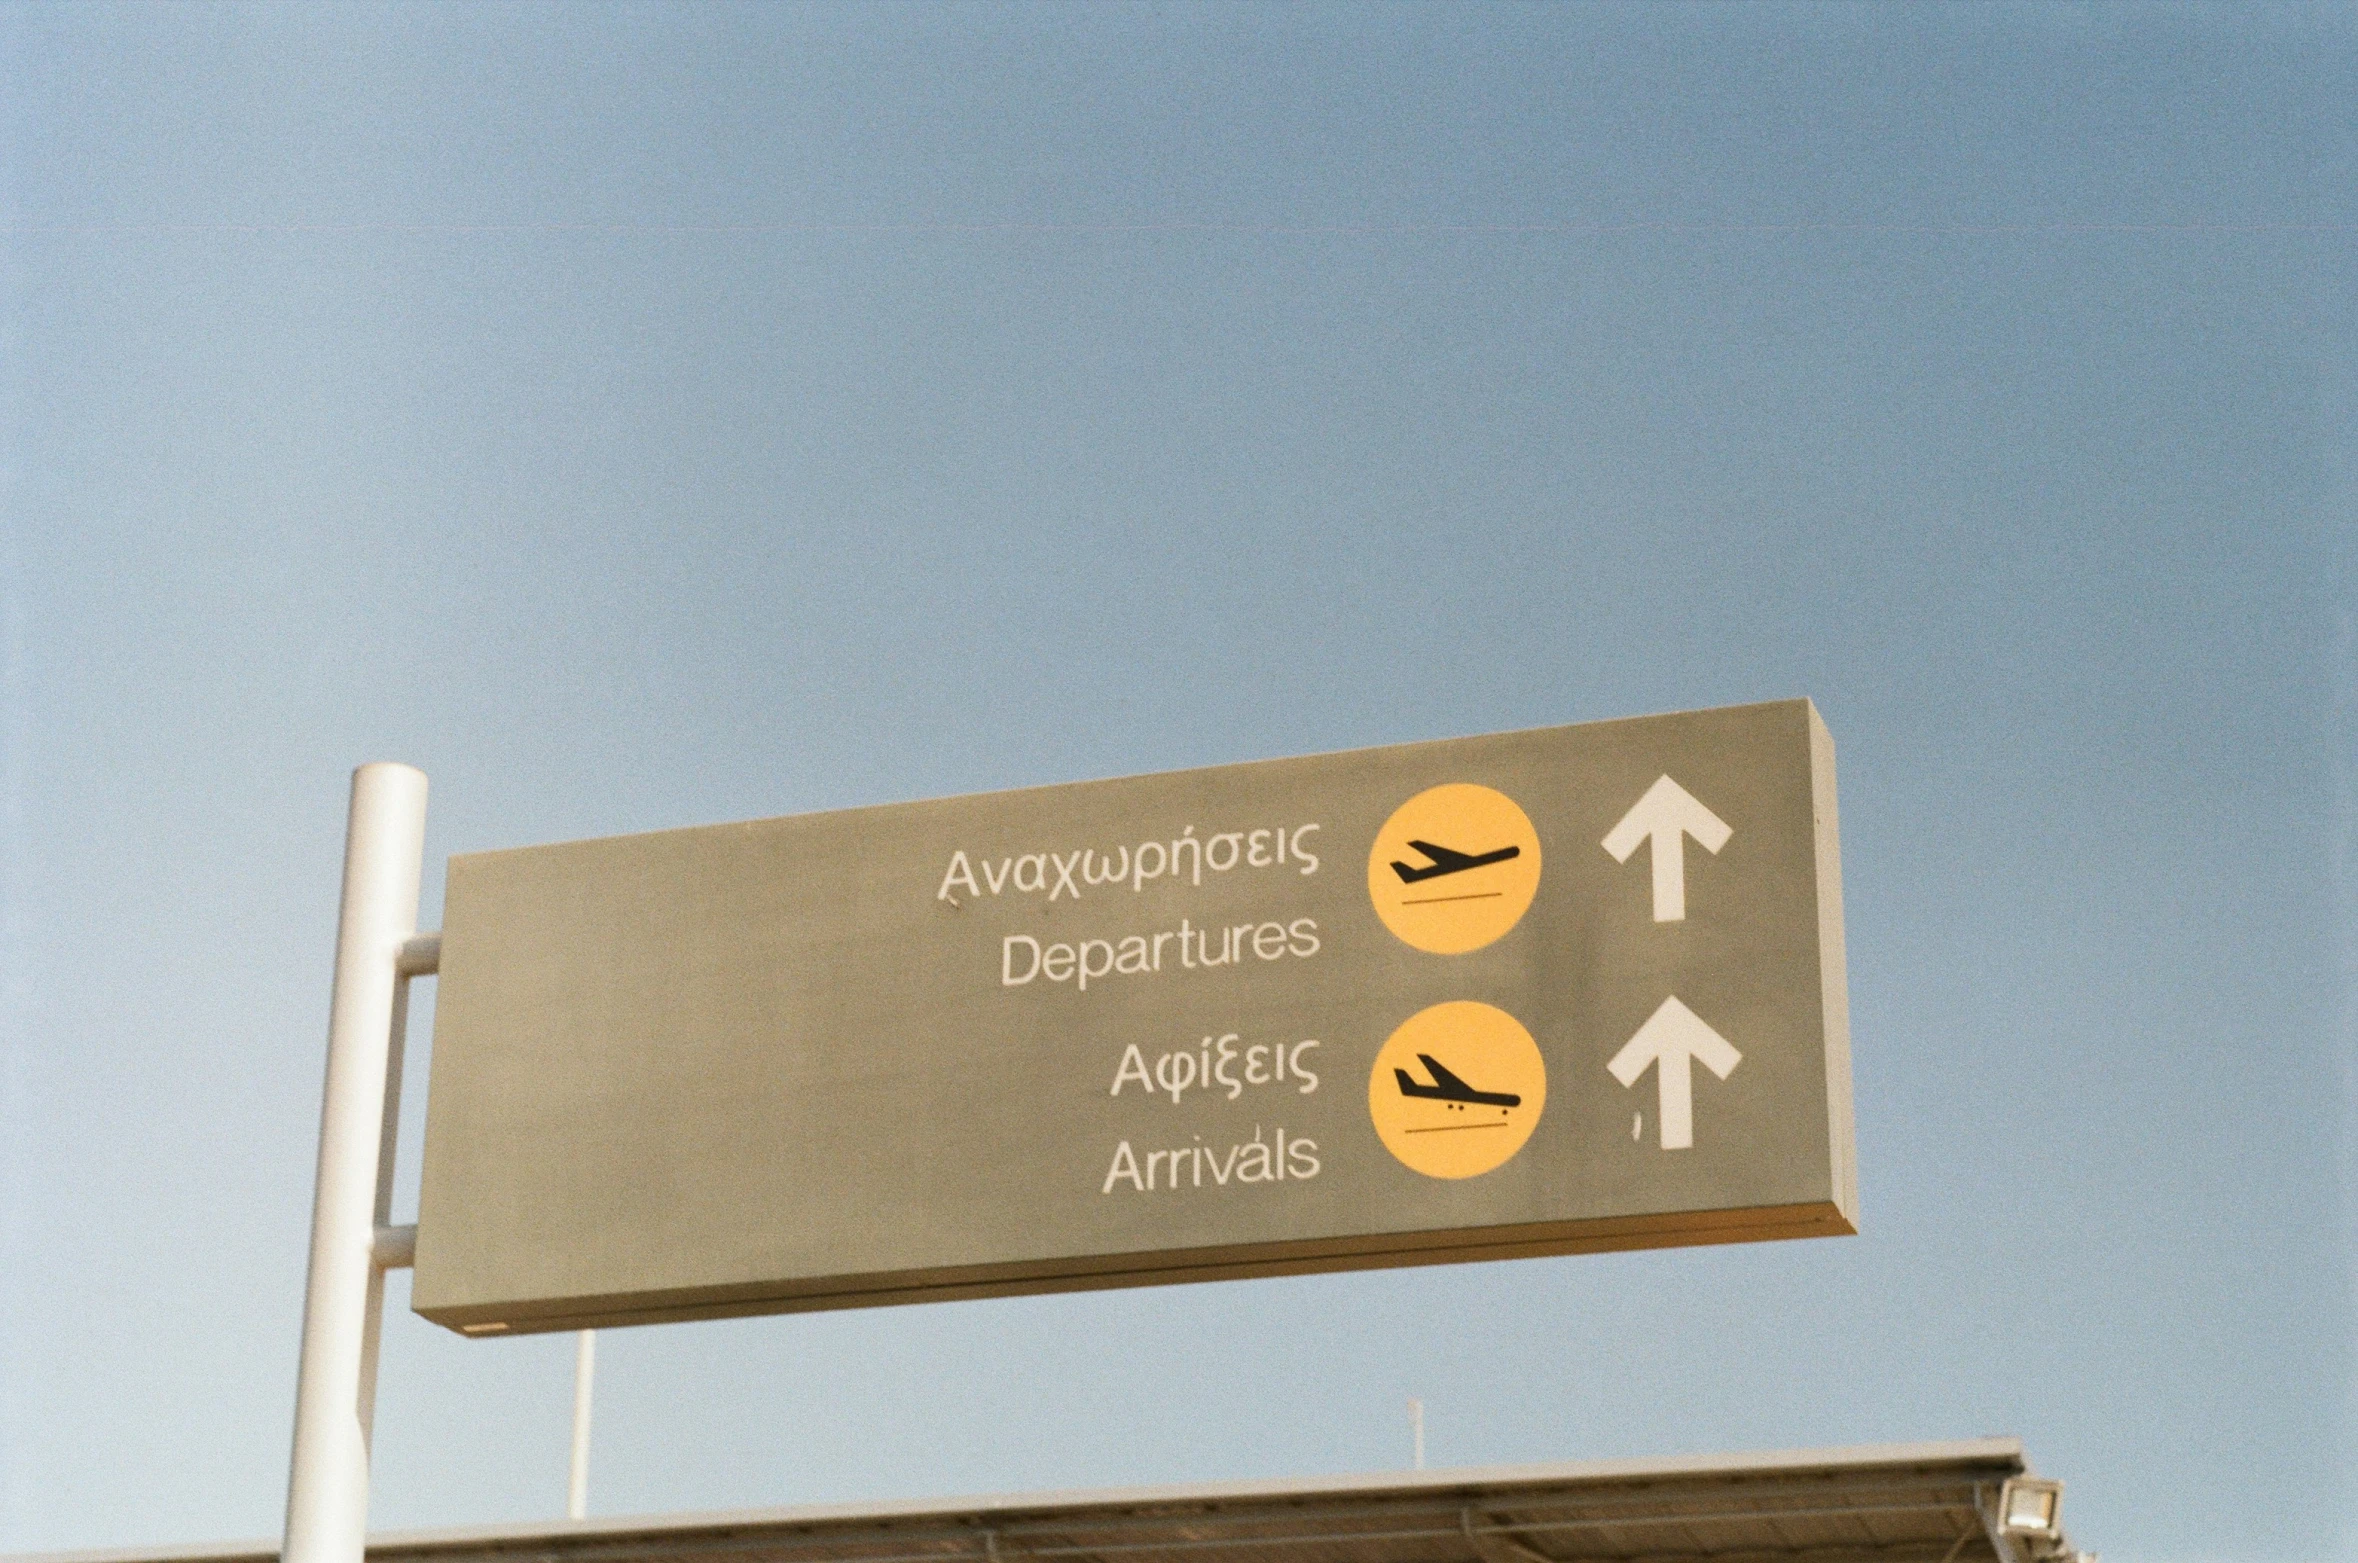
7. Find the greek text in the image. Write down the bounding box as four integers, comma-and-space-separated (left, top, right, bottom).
1111, 1035, 1322, 1102
937, 824, 1321, 905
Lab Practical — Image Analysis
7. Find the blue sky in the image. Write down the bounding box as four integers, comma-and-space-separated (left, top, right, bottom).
2, 5, 2353, 1559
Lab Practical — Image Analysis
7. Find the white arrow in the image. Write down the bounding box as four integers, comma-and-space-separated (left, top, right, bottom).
1607, 996, 1741, 1150
1600, 774, 1731, 922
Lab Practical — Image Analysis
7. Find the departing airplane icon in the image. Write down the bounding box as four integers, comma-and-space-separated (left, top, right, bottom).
1389, 840, 1522, 884
1393, 1054, 1524, 1109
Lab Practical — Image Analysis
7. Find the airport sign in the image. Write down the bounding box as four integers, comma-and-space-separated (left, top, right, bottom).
411, 697, 1855, 1335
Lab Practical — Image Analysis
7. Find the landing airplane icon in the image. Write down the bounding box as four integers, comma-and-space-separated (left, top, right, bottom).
1393, 1054, 1523, 1109
1390, 840, 1522, 884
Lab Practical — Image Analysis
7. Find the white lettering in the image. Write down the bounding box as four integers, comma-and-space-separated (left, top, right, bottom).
936, 851, 980, 903
1102, 1140, 1143, 1193
1111, 1044, 1153, 1096
1097, 1125, 1322, 1193
1001, 935, 1042, 985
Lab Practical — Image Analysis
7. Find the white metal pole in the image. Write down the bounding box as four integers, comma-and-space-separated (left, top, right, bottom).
284, 764, 428, 1563
567, 1330, 596, 1520
1409, 1398, 1424, 1470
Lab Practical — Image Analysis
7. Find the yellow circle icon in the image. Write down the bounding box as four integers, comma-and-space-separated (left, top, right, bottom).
1367, 783, 1542, 954
1367, 1001, 1547, 1179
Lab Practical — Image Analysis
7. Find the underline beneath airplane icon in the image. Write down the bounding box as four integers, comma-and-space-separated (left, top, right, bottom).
1390, 839, 1521, 884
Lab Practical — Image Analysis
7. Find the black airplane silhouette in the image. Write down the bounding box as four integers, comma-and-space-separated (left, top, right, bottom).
1391, 839, 1522, 884
1394, 1054, 1523, 1108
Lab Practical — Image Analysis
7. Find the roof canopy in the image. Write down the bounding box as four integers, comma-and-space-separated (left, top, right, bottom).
13, 1440, 2086, 1563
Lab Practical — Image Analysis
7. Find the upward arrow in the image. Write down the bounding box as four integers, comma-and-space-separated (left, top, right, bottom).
1607, 996, 1742, 1151
1600, 774, 1731, 922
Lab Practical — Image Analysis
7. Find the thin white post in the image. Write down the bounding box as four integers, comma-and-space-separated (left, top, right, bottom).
284, 764, 428, 1563
1409, 1397, 1424, 1470
567, 1330, 596, 1520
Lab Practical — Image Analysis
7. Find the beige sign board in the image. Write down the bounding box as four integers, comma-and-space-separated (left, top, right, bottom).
412, 698, 1855, 1336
